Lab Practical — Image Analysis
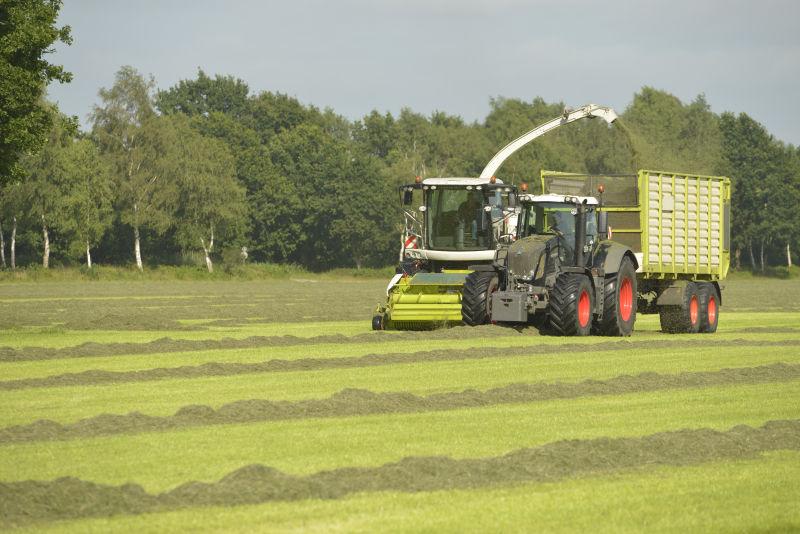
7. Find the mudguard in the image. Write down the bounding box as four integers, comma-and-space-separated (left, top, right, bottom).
592, 241, 638, 275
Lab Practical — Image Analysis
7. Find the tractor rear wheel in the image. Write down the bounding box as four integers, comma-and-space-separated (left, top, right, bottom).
659, 282, 701, 334
462, 271, 499, 326
594, 257, 637, 336
697, 282, 719, 333
549, 273, 593, 336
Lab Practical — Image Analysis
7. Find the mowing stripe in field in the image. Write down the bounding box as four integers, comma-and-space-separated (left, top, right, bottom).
40, 451, 800, 534
6, 329, 800, 384
3, 337, 799, 390
1, 380, 797, 491
1, 419, 798, 529
2, 363, 796, 444
3, 342, 798, 427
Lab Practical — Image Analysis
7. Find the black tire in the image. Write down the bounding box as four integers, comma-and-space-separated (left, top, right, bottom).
371, 314, 385, 331
462, 271, 499, 326
549, 273, 593, 336
659, 282, 701, 334
697, 282, 719, 333
593, 257, 637, 336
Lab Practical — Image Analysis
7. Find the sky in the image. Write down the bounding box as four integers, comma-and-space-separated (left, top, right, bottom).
47, 0, 800, 145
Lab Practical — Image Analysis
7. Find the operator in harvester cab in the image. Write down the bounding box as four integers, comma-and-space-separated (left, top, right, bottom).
457, 192, 483, 245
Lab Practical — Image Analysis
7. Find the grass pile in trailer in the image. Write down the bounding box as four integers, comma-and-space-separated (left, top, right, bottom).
1, 274, 799, 531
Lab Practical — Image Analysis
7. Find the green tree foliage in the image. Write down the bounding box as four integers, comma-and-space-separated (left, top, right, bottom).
719, 112, 800, 270
0, 0, 71, 184
156, 69, 250, 119
622, 88, 722, 174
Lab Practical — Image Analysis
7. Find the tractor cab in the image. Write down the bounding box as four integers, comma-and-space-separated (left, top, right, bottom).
516, 193, 601, 266
399, 177, 518, 271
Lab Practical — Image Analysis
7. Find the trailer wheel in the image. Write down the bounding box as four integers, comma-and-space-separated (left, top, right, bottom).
549, 274, 593, 336
462, 271, 499, 326
594, 257, 637, 336
659, 282, 701, 334
698, 282, 719, 333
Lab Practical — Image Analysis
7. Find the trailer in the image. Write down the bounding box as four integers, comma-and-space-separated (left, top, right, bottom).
466, 169, 731, 335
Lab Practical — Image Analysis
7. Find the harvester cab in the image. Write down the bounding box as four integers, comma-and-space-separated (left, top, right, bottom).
397, 177, 518, 274
371, 178, 519, 330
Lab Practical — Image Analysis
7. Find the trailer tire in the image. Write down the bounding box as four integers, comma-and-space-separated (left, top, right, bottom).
594, 257, 637, 336
697, 282, 719, 333
462, 271, 498, 326
549, 273, 593, 336
659, 282, 701, 334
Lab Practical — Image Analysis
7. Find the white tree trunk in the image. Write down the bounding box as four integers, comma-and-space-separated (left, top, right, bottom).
200, 225, 214, 273
86, 242, 92, 269
0, 219, 5, 269
759, 240, 765, 272
134, 225, 143, 271
42, 215, 50, 269
10, 217, 16, 270
788, 242, 793, 268
748, 241, 755, 270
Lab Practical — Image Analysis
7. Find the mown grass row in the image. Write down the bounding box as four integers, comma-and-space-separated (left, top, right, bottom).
2, 342, 799, 427
3, 381, 798, 492
27, 451, 797, 534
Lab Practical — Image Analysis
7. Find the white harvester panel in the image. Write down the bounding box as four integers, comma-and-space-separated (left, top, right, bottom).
644, 172, 728, 275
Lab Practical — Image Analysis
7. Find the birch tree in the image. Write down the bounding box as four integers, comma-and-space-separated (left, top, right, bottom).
58, 139, 113, 268
0, 182, 24, 269
168, 115, 246, 272
91, 67, 175, 269
19, 111, 74, 268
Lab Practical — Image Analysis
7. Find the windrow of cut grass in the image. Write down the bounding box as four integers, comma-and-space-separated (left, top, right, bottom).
2, 420, 798, 529
3, 363, 798, 444
37, 451, 800, 534
4, 336, 800, 392
2, 342, 799, 427
2, 380, 798, 493
3, 314, 800, 382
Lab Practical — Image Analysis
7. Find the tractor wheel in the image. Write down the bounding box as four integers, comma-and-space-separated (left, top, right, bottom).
462, 271, 499, 326
371, 314, 386, 331
549, 273, 594, 336
593, 257, 637, 336
697, 282, 719, 333
659, 282, 701, 334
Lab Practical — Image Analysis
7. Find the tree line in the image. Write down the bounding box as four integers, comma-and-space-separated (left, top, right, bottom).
2, 2, 798, 272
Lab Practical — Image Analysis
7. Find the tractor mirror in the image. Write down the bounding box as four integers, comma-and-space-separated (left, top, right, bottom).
403, 189, 413, 205
598, 211, 609, 239
507, 192, 517, 208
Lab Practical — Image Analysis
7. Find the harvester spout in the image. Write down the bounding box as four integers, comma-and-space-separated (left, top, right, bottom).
478, 103, 618, 180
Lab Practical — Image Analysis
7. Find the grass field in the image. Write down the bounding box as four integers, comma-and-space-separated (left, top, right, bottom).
1, 274, 799, 532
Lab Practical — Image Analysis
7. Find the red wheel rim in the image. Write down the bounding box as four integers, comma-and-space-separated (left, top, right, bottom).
690, 295, 698, 325
708, 295, 717, 325
578, 290, 590, 328
619, 277, 633, 322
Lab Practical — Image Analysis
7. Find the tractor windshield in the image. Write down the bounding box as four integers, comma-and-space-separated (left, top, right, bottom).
517, 202, 597, 248
426, 187, 489, 250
